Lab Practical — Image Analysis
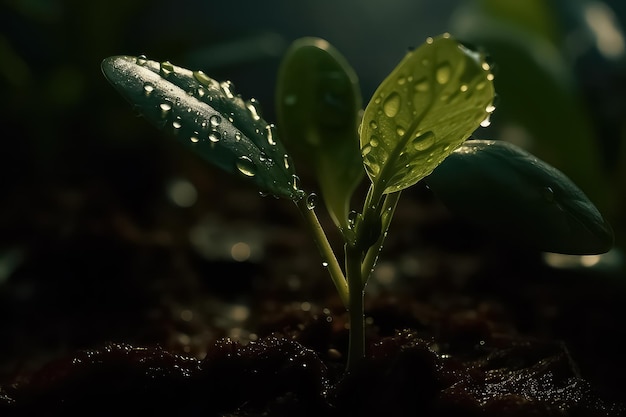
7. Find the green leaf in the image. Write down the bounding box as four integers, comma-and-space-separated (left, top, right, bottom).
360, 34, 495, 196
426, 140, 614, 255
276, 38, 363, 231
101, 55, 304, 201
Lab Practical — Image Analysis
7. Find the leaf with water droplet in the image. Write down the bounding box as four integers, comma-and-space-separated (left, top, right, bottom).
276, 37, 363, 231
426, 140, 613, 255
360, 34, 495, 195
101, 55, 303, 200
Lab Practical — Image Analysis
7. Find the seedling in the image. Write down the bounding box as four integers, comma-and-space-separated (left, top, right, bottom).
102, 34, 613, 371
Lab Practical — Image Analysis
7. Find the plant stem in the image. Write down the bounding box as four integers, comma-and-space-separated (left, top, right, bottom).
361, 191, 401, 284
295, 198, 349, 307
345, 243, 365, 371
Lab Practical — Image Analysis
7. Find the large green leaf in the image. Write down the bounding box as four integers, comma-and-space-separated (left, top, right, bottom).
101, 55, 304, 201
360, 34, 495, 195
426, 140, 613, 254
276, 37, 363, 231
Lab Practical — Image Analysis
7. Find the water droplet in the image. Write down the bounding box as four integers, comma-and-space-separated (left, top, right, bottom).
460, 84, 468, 92
209, 115, 221, 127
235, 132, 242, 141
143, 82, 155, 96
194, 70, 210, 85
265, 124, 276, 145
480, 114, 491, 127
136, 55, 148, 66
396, 127, 406, 137
196, 87, 206, 98
159, 101, 172, 118
160, 61, 174, 78
246, 99, 261, 121
292, 174, 300, 191
412, 131, 436, 151
397, 76, 406, 85
348, 210, 358, 228
486, 104, 496, 113
374, 96, 382, 104
369, 120, 378, 129
542, 186, 555, 202
426, 37, 434, 45
283, 154, 290, 169
435, 62, 452, 84
322, 261, 329, 268
382, 92, 401, 118
414, 77, 429, 93
236, 156, 256, 177
172, 117, 182, 130
482, 62, 490, 71
208, 130, 221, 143
487, 73, 495, 81
476, 81, 486, 90
370, 136, 379, 147
361, 145, 372, 156
190, 133, 200, 143
306, 193, 317, 210
220, 81, 235, 98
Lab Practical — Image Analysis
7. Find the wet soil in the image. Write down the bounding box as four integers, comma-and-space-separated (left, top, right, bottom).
0, 163, 624, 416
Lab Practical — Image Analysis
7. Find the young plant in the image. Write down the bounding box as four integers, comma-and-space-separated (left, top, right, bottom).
101, 34, 613, 372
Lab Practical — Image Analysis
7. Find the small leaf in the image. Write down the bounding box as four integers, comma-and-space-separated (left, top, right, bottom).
426, 140, 613, 255
360, 34, 495, 195
101, 55, 304, 200
276, 38, 363, 230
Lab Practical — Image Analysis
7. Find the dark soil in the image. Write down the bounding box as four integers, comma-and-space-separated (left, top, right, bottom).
1, 164, 624, 416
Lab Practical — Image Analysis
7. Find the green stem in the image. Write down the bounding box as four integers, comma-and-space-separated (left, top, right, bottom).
295, 198, 349, 307
361, 191, 401, 284
345, 244, 365, 371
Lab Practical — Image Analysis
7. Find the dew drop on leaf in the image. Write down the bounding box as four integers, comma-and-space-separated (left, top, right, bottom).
412, 131, 435, 151
414, 77, 429, 93
159, 101, 172, 118
283, 154, 290, 170
220, 81, 235, 98
292, 174, 300, 191
236, 156, 256, 177
370, 136, 379, 147
369, 120, 378, 129
348, 210, 358, 228
172, 117, 182, 130
383, 92, 401, 118
208, 131, 221, 143
190, 133, 200, 143
160, 61, 174, 78
246, 99, 261, 121
480, 114, 491, 127
143, 82, 155, 96
234, 132, 242, 141
136, 55, 148, 66
209, 115, 221, 127
435, 62, 452, 84
265, 124, 276, 146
